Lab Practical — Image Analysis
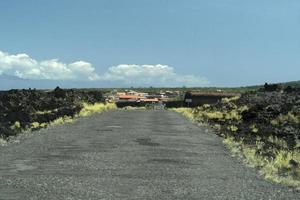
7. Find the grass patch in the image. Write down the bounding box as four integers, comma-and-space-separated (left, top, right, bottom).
271, 112, 299, 125
171, 108, 195, 121
31, 122, 46, 129
221, 96, 240, 104
223, 136, 300, 188
35, 109, 58, 115
10, 121, 21, 131
250, 124, 259, 133
2, 102, 117, 143
50, 116, 74, 126
78, 103, 117, 117
268, 136, 288, 149
228, 125, 238, 132
0, 138, 8, 146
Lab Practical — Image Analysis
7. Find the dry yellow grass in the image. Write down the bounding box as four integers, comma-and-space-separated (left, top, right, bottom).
271, 112, 299, 125
175, 107, 300, 188
221, 96, 240, 104
0, 138, 8, 146
50, 116, 74, 126
8, 102, 116, 135
10, 121, 21, 130
223, 136, 300, 188
78, 103, 117, 117
171, 108, 195, 121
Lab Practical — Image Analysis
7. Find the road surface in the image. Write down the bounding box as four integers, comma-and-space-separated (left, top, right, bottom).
0, 110, 299, 199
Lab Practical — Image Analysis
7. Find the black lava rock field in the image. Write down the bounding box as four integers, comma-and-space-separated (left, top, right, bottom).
184, 84, 300, 186
190, 84, 300, 149
0, 87, 104, 138
236, 89, 300, 149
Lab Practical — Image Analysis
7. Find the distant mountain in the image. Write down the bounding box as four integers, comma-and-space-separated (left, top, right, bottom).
0, 74, 76, 90
0, 74, 120, 90
1, 73, 299, 91
0, 74, 33, 90
0, 73, 24, 81
284, 80, 300, 88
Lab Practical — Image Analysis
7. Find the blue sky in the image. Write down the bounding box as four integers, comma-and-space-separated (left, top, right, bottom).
0, 0, 300, 88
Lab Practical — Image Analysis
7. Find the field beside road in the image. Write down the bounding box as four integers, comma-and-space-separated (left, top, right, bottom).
173, 86, 300, 188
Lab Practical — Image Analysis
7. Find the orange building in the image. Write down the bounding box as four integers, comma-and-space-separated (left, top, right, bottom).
118, 95, 139, 101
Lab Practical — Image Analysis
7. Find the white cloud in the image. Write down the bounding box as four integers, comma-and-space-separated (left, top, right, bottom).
0, 51, 100, 81
102, 64, 208, 87
0, 50, 208, 86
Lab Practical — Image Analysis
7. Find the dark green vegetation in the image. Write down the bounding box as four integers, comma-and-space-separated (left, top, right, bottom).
284, 80, 300, 88
0, 87, 105, 139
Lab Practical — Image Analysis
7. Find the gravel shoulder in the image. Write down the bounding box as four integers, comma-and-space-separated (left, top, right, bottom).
0, 110, 299, 200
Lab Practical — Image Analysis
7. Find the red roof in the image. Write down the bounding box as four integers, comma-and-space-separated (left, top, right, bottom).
118, 95, 139, 99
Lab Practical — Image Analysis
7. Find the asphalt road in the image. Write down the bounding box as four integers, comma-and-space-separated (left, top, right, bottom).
0, 110, 299, 200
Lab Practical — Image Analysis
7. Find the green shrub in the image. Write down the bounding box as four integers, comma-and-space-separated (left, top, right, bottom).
271, 112, 299, 125
205, 111, 224, 120
30, 122, 47, 129
228, 125, 238, 132
250, 124, 259, 133
10, 121, 21, 131
267, 136, 288, 149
